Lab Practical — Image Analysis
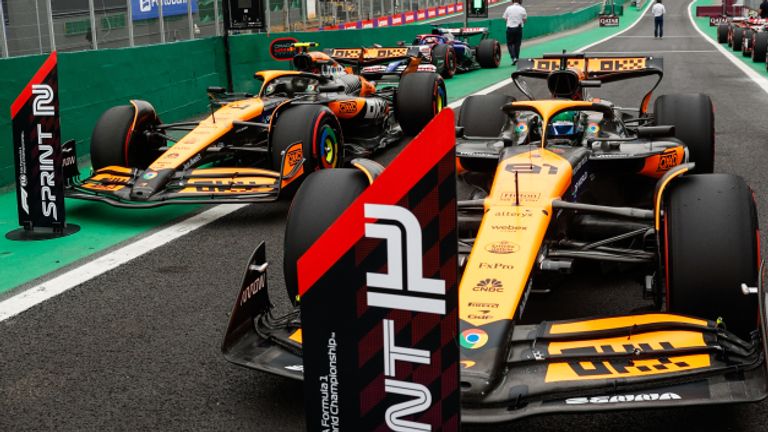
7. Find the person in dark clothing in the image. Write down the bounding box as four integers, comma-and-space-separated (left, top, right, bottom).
760, 0, 768, 19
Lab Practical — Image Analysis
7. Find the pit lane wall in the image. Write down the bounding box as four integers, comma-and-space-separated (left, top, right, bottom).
0, 4, 604, 188
229, 2, 607, 95
0, 38, 227, 188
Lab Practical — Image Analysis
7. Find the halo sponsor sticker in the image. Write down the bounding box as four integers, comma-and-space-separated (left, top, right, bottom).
460, 329, 489, 350
515, 122, 528, 134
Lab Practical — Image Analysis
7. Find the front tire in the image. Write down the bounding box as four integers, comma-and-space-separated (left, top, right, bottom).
476, 39, 501, 68
717, 24, 729, 43
270, 105, 343, 193
663, 174, 759, 339
90, 101, 162, 170
732, 27, 744, 51
396, 72, 446, 136
654, 94, 715, 173
283, 169, 369, 305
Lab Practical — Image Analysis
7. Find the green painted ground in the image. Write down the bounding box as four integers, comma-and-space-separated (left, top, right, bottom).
692, 0, 768, 77
0, 3, 648, 295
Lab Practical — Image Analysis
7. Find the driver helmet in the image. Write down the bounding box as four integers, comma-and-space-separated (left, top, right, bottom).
547, 111, 579, 137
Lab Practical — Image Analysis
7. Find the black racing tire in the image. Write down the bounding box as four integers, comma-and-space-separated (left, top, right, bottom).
654, 94, 715, 173
90, 102, 161, 170
717, 24, 729, 43
395, 72, 446, 136
663, 174, 759, 339
283, 168, 369, 305
476, 38, 501, 68
753, 32, 768, 62
270, 104, 343, 194
732, 27, 744, 51
742, 29, 753, 56
457, 94, 515, 137
431, 44, 457, 79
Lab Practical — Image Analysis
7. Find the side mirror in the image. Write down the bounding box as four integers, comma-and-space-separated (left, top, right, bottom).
581, 80, 601, 88
636, 125, 675, 138
318, 84, 345, 93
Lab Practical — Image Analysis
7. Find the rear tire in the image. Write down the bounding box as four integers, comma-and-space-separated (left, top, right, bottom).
476, 39, 501, 68
431, 44, 457, 79
663, 174, 759, 339
90, 102, 162, 170
457, 94, 514, 137
396, 72, 446, 136
753, 32, 768, 62
270, 105, 343, 194
732, 27, 744, 51
717, 24, 729, 43
654, 93, 715, 173
283, 169, 369, 305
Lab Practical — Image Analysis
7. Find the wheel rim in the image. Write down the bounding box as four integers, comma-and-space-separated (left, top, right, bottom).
494, 43, 501, 65
435, 84, 446, 114
318, 123, 339, 168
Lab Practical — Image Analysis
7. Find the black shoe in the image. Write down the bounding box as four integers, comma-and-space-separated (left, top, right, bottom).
512, 58, 518, 65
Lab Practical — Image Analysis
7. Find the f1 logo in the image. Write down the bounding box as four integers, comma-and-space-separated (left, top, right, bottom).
364, 203, 446, 432
140, 0, 153, 12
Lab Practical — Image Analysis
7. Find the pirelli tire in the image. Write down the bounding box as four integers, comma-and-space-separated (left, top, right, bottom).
654, 93, 715, 173
283, 168, 369, 305
753, 31, 768, 62
270, 104, 343, 194
395, 72, 446, 136
742, 29, 754, 56
732, 26, 744, 51
663, 174, 759, 339
717, 24, 729, 43
90, 101, 162, 170
457, 94, 515, 137
431, 43, 457, 79
477, 38, 502, 68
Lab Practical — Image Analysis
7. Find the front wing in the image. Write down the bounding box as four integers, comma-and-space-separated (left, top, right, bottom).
222, 246, 768, 423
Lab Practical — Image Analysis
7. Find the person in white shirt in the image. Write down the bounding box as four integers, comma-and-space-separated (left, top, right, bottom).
651, 0, 666, 39
502, 0, 527, 65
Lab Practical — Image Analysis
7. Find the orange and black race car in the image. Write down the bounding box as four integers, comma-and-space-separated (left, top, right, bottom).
64, 43, 445, 208
220, 53, 767, 423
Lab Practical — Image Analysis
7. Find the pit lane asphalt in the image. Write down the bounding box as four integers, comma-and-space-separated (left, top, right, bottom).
3, 2, 768, 431
429, 0, 600, 23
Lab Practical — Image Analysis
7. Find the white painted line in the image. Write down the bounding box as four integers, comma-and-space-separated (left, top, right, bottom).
686, 0, 768, 97
0, 0, 655, 322
588, 50, 717, 54
578, 0, 654, 52
0, 205, 246, 321
616, 35, 699, 38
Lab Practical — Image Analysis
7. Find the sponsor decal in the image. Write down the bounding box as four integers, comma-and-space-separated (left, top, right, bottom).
515, 122, 528, 134
485, 241, 520, 254
565, 393, 682, 405
142, 171, 158, 180
132, 0, 198, 21
182, 154, 202, 171
658, 150, 678, 171
460, 329, 488, 349
493, 209, 533, 217
240, 272, 266, 306
490, 224, 527, 233
599, 15, 620, 27
285, 364, 304, 372
468, 302, 499, 308
473, 278, 504, 292
167, 152, 180, 159
460, 360, 475, 368
269, 37, 299, 61
587, 122, 600, 134
287, 148, 303, 166
710, 16, 729, 26
338, 101, 358, 114
499, 191, 540, 202
478, 262, 513, 270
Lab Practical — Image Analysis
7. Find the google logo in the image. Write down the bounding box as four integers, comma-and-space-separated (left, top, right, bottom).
460, 329, 488, 350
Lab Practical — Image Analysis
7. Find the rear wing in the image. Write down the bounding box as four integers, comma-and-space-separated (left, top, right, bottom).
435, 26, 489, 38
513, 53, 664, 115
326, 46, 421, 64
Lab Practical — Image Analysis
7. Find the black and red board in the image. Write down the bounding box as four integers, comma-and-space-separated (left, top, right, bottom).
7, 51, 78, 240
298, 109, 460, 431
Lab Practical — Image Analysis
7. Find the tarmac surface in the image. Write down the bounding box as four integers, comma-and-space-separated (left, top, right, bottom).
3, 1, 768, 431
431, 0, 601, 23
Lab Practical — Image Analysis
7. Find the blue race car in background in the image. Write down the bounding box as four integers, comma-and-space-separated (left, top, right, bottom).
412, 27, 501, 78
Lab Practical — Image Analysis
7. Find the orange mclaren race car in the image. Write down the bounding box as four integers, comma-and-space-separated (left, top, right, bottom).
64, 43, 445, 208
221, 53, 767, 423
